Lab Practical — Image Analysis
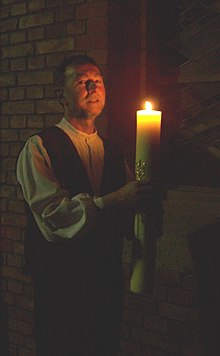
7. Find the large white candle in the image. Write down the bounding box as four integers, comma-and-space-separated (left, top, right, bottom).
136, 101, 162, 182
130, 101, 162, 294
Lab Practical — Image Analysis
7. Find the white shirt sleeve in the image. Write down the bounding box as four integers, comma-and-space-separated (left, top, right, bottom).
16, 135, 98, 242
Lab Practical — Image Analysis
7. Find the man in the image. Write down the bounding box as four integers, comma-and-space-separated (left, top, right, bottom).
17, 55, 152, 356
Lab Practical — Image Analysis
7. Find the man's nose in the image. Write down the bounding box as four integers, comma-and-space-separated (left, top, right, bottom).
86, 80, 96, 92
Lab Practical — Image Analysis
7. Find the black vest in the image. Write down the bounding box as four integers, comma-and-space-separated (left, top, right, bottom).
24, 126, 127, 281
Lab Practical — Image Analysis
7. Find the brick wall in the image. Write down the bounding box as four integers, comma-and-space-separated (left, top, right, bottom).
1, 0, 220, 355
1, 1, 109, 355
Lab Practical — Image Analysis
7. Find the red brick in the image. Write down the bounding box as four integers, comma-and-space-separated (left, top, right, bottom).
28, 56, 45, 69
124, 294, 157, 314
10, 31, 26, 44
157, 270, 182, 287
2, 290, 16, 305
45, 85, 56, 97
36, 37, 74, 54
0, 142, 9, 155
45, 114, 61, 127
16, 295, 34, 311
18, 71, 53, 85
1, 184, 16, 198
1, 212, 26, 228
19, 129, 41, 142
28, 0, 45, 12
7, 253, 23, 268
8, 279, 23, 294
27, 27, 45, 41
0, 238, 14, 252
9, 318, 33, 336
167, 319, 195, 342
8, 344, 18, 356
0, 226, 22, 240
1, 171, 7, 185
1, 252, 7, 264
9, 88, 25, 100
12, 242, 24, 255
75, 32, 107, 50
8, 200, 25, 213
2, 43, 34, 58
0, 18, 18, 33
144, 315, 167, 333
0, 88, 9, 101
0, 73, 16, 87
10, 57, 27, 71
159, 302, 199, 324
19, 12, 54, 29
2, 101, 34, 115
18, 348, 36, 356
0, 5, 10, 19
123, 308, 143, 327
120, 340, 143, 356
9, 330, 24, 347
1, 59, 10, 72
8, 306, 34, 324
27, 115, 44, 128
7, 172, 18, 185
23, 284, 34, 299
46, 22, 66, 38
132, 327, 178, 352
36, 99, 62, 113
54, 5, 75, 22
9, 142, 24, 155
87, 16, 107, 33
182, 273, 197, 289
1, 33, 9, 45
181, 343, 206, 356
24, 337, 35, 351
75, 1, 107, 19
26, 86, 44, 99
167, 287, 195, 306
10, 116, 26, 128
66, 20, 86, 35
11, 3, 27, 16
1, 116, 9, 129
1, 129, 18, 141
154, 284, 167, 301
47, 0, 64, 7
65, 0, 85, 3
46, 52, 65, 67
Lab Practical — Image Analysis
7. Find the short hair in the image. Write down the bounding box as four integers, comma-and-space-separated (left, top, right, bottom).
54, 54, 100, 89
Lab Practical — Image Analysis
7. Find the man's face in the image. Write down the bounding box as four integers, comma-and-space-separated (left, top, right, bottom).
63, 63, 106, 120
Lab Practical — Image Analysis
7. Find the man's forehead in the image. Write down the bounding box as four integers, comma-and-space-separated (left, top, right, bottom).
65, 64, 102, 79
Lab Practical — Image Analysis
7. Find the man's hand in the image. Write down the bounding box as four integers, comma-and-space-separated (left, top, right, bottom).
102, 180, 160, 213
116, 180, 152, 209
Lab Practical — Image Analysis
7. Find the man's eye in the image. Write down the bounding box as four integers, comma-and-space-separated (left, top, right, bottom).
95, 79, 103, 85
77, 80, 86, 86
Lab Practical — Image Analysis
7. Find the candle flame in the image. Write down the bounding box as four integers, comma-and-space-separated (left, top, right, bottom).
145, 101, 152, 110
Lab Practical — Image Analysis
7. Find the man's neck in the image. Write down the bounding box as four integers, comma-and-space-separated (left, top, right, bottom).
66, 116, 96, 135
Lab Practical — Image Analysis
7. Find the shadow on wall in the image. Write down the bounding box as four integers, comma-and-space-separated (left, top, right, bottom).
0, 301, 9, 356
189, 222, 220, 356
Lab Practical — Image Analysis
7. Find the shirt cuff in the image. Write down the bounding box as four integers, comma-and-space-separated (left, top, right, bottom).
93, 196, 105, 210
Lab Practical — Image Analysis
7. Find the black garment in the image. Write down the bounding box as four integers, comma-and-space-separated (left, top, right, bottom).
24, 126, 127, 356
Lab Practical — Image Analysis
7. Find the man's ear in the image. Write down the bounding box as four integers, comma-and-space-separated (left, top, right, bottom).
55, 87, 65, 99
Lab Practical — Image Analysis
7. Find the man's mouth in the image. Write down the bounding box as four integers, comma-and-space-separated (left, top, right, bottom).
87, 99, 99, 103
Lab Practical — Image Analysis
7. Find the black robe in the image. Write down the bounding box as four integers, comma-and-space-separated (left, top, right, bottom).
24, 126, 127, 356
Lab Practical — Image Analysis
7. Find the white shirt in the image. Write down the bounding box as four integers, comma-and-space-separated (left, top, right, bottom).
17, 117, 133, 242
17, 118, 105, 242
